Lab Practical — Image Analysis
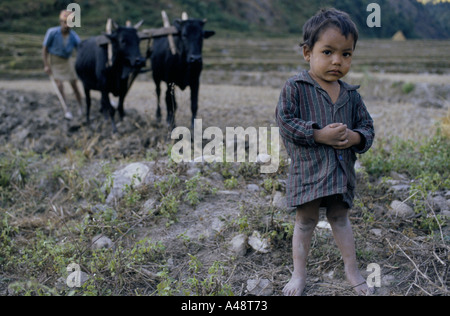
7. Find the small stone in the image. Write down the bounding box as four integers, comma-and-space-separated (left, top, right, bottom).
272, 191, 296, 212
317, 221, 331, 230
389, 200, 415, 218
430, 195, 449, 212
230, 234, 248, 256
104, 162, 150, 205
246, 279, 273, 296
272, 191, 286, 209
370, 228, 383, 237
248, 231, 270, 253
247, 184, 260, 192
92, 235, 113, 250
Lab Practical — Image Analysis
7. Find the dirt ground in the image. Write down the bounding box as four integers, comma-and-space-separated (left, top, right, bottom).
0, 69, 449, 296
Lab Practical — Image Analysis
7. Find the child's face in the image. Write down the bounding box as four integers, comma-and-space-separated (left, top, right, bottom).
303, 27, 354, 84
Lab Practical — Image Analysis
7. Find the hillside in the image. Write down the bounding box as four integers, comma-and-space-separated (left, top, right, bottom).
0, 0, 448, 39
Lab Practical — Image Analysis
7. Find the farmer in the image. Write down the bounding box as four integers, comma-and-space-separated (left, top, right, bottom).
276, 8, 375, 296
42, 10, 82, 120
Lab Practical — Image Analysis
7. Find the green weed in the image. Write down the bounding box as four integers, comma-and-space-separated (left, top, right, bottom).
224, 176, 238, 190
402, 82, 415, 94
360, 129, 450, 181
361, 129, 449, 234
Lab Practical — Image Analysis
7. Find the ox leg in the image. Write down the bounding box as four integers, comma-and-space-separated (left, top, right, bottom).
155, 81, 162, 122
190, 82, 200, 129
118, 94, 126, 121
118, 78, 130, 121
165, 83, 177, 129
101, 91, 117, 133
84, 86, 91, 125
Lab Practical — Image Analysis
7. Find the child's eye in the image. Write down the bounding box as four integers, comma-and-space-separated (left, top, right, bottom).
323, 50, 332, 56
343, 52, 352, 57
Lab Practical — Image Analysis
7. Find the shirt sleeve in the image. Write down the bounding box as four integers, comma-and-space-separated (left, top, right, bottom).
276, 79, 319, 147
351, 92, 375, 154
43, 28, 54, 48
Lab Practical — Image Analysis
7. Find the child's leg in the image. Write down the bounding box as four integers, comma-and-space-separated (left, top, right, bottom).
283, 199, 320, 296
326, 199, 374, 295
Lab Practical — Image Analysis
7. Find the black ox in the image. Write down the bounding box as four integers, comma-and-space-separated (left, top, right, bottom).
150, 18, 215, 129
76, 22, 146, 132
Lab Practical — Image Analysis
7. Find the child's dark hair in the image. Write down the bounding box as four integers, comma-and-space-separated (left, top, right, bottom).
301, 8, 359, 50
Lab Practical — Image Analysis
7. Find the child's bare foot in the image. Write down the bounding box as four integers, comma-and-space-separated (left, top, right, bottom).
283, 275, 306, 296
346, 268, 374, 296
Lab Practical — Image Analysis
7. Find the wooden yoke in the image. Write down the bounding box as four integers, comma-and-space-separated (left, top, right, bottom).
138, 11, 190, 56
139, 26, 179, 39
161, 11, 177, 55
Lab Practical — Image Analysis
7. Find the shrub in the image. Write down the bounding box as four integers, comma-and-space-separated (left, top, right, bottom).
402, 82, 415, 94
360, 129, 450, 182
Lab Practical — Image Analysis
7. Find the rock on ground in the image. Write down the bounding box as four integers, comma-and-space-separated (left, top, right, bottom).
104, 162, 151, 205
389, 200, 415, 218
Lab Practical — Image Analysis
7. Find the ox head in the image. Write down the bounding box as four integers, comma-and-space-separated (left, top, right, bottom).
173, 19, 215, 66
107, 21, 146, 79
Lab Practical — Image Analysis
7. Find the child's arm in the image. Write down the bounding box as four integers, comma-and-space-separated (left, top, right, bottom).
276, 79, 320, 147
350, 92, 375, 154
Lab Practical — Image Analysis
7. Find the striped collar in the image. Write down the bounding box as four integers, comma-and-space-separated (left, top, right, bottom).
295, 70, 360, 92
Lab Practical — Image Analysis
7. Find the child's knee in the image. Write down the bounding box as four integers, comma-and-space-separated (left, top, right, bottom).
296, 214, 319, 232
295, 200, 320, 232
326, 208, 349, 227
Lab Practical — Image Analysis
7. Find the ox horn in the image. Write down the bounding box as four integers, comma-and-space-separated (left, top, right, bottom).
134, 20, 144, 29
182, 12, 188, 20
106, 18, 113, 67
106, 18, 112, 33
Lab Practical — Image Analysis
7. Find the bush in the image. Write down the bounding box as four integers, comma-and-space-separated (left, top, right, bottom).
401, 82, 415, 94
360, 129, 450, 183
360, 129, 449, 234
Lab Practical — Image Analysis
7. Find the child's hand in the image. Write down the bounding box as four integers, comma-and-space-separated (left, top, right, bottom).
313, 123, 349, 148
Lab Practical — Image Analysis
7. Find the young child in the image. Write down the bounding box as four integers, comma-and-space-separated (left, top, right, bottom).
276, 8, 375, 296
